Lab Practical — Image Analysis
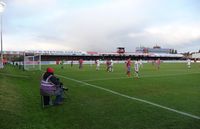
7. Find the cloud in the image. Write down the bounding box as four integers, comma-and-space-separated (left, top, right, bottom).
43, 0, 157, 51
146, 23, 200, 44
128, 22, 200, 46
3, 0, 200, 52
12, 0, 57, 7
4, 34, 72, 51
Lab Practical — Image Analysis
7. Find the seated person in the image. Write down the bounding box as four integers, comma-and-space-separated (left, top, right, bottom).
40, 67, 67, 105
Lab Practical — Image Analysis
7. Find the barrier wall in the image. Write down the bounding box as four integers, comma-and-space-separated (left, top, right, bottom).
41, 60, 199, 65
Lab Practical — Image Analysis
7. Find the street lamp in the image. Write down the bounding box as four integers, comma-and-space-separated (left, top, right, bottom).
0, 1, 5, 68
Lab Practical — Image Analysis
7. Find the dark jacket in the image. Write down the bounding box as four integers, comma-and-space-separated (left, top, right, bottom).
42, 72, 61, 87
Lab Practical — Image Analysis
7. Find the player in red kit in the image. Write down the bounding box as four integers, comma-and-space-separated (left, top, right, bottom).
126, 58, 132, 77
155, 58, 161, 70
79, 59, 83, 69
106, 59, 111, 72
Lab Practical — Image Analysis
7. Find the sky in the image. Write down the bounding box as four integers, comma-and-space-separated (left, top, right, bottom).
1, 0, 200, 52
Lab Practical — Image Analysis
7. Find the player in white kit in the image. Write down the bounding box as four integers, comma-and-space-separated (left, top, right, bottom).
109, 59, 114, 72
96, 59, 100, 71
187, 58, 191, 69
134, 60, 140, 78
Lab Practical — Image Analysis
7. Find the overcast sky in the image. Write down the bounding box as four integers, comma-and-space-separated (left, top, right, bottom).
2, 0, 200, 52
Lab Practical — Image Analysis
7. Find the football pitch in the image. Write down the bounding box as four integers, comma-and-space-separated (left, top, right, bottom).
0, 63, 200, 129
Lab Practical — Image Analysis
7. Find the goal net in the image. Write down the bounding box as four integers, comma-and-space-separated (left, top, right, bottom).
24, 53, 41, 71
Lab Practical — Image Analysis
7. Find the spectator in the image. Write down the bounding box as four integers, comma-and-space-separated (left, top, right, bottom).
40, 67, 67, 105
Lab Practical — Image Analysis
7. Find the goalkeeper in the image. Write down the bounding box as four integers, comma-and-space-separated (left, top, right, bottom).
40, 67, 68, 105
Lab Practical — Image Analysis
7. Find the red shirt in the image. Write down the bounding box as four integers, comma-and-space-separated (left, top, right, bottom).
126, 59, 131, 67
79, 59, 83, 64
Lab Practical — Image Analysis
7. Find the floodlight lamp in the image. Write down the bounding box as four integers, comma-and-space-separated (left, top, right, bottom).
0, 1, 6, 13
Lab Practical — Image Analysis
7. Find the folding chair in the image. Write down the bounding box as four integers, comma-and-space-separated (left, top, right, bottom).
40, 89, 55, 108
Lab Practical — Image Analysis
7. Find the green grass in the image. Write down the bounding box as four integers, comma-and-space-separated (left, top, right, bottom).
0, 63, 200, 129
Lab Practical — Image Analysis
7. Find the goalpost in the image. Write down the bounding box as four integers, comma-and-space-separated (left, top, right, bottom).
24, 52, 41, 71
0, 57, 3, 69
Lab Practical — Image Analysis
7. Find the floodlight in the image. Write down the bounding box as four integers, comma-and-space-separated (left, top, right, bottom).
0, 1, 5, 68
0, 1, 6, 13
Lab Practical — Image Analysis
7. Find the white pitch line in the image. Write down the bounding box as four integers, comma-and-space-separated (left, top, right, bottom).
0, 73, 29, 78
57, 74, 200, 120
82, 72, 200, 82
82, 77, 128, 82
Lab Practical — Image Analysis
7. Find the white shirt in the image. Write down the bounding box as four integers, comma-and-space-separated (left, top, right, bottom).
110, 60, 113, 66
96, 60, 100, 66
187, 59, 191, 65
134, 61, 139, 71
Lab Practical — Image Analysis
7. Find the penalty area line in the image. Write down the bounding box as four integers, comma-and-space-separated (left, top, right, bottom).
57, 74, 200, 120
